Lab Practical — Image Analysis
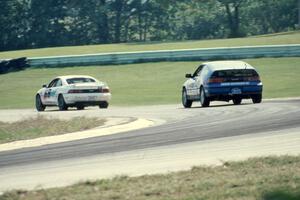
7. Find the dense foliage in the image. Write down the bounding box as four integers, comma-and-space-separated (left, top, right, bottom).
0, 0, 298, 51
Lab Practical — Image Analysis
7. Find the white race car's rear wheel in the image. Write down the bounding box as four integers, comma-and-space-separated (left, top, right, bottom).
58, 94, 68, 111
99, 101, 109, 109
35, 94, 46, 112
77, 105, 85, 110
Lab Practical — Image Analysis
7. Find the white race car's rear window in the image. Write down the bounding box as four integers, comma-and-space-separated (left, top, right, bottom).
67, 78, 96, 84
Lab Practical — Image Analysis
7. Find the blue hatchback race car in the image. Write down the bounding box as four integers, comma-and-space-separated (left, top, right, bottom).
182, 61, 263, 108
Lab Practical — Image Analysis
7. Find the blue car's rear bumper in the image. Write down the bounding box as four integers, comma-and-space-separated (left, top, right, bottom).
205, 82, 263, 98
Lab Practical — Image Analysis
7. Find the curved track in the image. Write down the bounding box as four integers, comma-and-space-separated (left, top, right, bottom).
1, 99, 300, 167
0, 99, 300, 191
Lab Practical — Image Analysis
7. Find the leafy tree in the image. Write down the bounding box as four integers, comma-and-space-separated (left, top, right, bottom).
0, 0, 298, 51
0, 0, 30, 51
28, 0, 69, 47
245, 0, 298, 34
217, 0, 246, 37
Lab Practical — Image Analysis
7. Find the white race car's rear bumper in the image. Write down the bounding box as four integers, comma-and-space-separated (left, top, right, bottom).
63, 93, 111, 105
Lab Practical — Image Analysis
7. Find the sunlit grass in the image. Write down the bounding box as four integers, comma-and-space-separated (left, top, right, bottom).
0, 57, 299, 109
2, 156, 300, 200
0, 116, 106, 143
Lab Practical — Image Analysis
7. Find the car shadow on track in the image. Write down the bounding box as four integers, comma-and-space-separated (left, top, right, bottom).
179, 102, 254, 109
41, 108, 91, 112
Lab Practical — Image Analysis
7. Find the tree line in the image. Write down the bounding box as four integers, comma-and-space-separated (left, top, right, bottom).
0, 0, 298, 51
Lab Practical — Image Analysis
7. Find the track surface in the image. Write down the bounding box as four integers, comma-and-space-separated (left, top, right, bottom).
0, 99, 300, 168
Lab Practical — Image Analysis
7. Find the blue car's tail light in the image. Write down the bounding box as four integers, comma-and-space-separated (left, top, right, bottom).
245, 76, 261, 82
208, 77, 225, 83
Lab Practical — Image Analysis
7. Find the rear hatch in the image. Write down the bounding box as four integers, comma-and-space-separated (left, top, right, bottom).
66, 77, 107, 93
207, 69, 261, 95
69, 83, 103, 93
208, 69, 260, 85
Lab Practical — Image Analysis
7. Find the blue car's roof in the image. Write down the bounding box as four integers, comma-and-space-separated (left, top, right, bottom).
204, 61, 256, 71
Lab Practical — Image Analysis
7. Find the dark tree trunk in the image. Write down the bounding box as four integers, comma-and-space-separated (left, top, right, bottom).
114, 0, 123, 43
99, 0, 109, 43
225, 3, 234, 37
223, 1, 242, 38
124, 16, 131, 42
233, 4, 240, 36
138, 11, 143, 41
298, 0, 300, 28
143, 15, 149, 41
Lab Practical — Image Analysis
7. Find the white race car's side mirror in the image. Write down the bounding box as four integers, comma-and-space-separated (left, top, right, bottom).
185, 74, 192, 78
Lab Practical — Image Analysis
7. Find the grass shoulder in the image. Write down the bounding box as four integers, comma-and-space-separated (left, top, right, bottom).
0, 57, 299, 109
0, 116, 106, 144
1, 155, 300, 200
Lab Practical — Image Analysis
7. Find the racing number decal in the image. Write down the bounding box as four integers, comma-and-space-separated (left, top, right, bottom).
49, 90, 56, 97
44, 90, 56, 99
44, 90, 50, 99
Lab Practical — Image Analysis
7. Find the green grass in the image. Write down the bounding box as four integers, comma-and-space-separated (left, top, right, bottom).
0, 57, 299, 109
0, 31, 299, 59
1, 156, 300, 200
0, 116, 105, 144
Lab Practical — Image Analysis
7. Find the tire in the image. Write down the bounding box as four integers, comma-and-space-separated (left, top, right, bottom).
233, 97, 242, 105
76, 105, 84, 110
58, 94, 68, 111
252, 94, 262, 104
200, 87, 210, 107
182, 88, 193, 108
35, 94, 46, 111
99, 101, 109, 109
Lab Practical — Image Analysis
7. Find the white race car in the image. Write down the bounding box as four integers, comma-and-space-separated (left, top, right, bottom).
35, 75, 111, 111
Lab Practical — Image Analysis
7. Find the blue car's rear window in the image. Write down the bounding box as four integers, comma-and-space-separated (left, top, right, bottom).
212, 69, 258, 78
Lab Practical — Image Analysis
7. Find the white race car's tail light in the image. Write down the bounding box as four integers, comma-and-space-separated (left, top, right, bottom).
68, 88, 110, 93
93, 87, 110, 93
101, 88, 110, 93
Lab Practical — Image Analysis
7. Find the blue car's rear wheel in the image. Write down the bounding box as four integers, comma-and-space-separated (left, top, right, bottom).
252, 94, 262, 104
233, 97, 242, 105
200, 87, 210, 107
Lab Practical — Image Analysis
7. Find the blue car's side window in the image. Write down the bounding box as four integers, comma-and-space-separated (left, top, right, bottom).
200, 66, 209, 79
193, 65, 204, 77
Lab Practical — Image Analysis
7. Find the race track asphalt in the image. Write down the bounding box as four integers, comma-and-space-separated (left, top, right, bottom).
0, 99, 300, 191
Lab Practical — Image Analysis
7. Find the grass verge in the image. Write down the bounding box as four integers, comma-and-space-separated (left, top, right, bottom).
1, 155, 300, 200
0, 116, 106, 144
0, 57, 299, 109
0, 31, 299, 59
